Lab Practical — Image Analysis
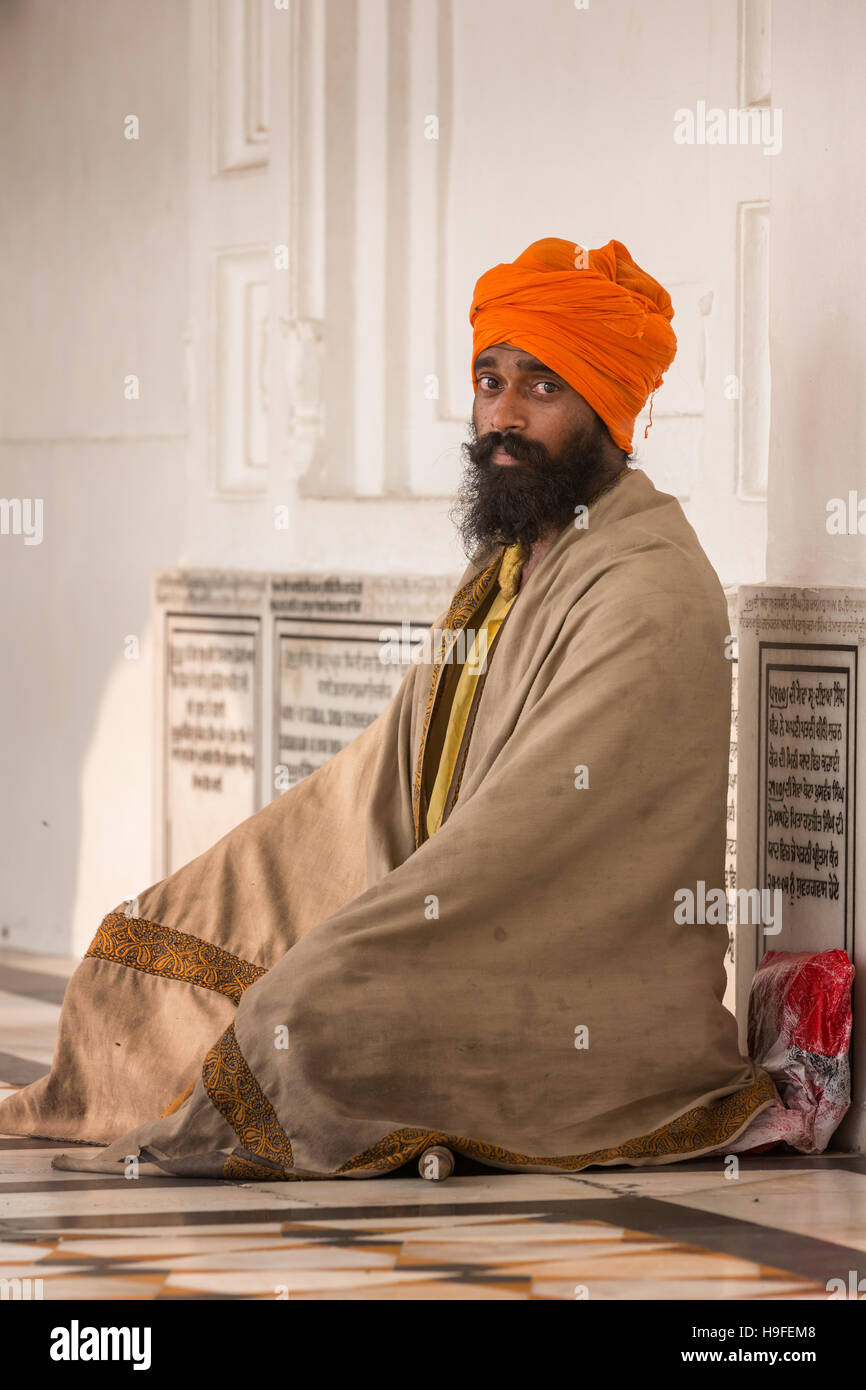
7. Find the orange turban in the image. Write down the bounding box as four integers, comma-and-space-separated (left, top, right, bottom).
469, 238, 677, 454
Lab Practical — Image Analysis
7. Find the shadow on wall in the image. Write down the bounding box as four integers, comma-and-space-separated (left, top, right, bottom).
0, 439, 189, 958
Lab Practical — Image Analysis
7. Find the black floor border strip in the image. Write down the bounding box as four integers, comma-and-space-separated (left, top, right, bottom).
0, 1051, 51, 1086
0, 1138, 88, 1150
575, 1194, 864, 1286
0, 1177, 231, 1194
0, 965, 72, 1006
0, 1209, 292, 1236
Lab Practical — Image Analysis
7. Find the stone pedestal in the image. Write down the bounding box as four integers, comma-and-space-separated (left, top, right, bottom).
736, 586, 865, 1150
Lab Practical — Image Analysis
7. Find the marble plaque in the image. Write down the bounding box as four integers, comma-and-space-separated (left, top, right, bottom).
738, 589, 862, 967
272, 620, 422, 791
756, 645, 855, 962
155, 568, 459, 874
268, 573, 450, 795
163, 613, 260, 875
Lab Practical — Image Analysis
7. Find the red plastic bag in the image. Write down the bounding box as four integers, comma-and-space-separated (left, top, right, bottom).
714, 949, 854, 1155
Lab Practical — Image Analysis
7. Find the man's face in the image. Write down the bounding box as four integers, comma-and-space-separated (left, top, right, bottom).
451, 342, 619, 555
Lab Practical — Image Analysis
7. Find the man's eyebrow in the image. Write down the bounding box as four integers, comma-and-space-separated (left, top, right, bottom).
474, 353, 565, 378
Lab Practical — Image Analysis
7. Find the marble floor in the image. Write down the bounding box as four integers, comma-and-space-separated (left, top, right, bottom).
1, 947, 865, 1302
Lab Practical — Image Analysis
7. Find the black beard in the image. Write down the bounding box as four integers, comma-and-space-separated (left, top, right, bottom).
450, 416, 617, 557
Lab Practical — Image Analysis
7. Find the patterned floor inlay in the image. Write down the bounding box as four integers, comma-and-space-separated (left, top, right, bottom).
0, 1213, 835, 1300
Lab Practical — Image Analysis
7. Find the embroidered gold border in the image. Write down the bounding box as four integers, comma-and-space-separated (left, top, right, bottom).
223, 1153, 306, 1182
213, 1061, 775, 1181
203, 1022, 294, 1167
85, 913, 266, 1005
335, 1069, 776, 1174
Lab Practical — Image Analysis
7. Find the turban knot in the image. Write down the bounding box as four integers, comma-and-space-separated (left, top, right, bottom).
470, 237, 677, 454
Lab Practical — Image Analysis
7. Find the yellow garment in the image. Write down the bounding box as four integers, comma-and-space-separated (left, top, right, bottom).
426, 540, 527, 835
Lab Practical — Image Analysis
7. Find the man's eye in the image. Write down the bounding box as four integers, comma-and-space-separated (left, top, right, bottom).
478, 376, 498, 390
534, 380, 559, 395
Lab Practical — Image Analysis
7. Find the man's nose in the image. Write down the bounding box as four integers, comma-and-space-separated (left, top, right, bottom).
488, 384, 527, 434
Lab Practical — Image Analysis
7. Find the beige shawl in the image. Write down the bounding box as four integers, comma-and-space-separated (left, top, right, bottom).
1, 467, 774, 1177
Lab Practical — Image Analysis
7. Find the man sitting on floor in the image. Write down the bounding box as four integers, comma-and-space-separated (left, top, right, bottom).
0, 236, 774, 1179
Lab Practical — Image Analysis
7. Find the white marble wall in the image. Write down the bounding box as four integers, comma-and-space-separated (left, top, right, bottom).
3, 0, 859, 979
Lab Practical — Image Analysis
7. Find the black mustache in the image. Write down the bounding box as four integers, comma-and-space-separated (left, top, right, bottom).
467, 432, 552, 468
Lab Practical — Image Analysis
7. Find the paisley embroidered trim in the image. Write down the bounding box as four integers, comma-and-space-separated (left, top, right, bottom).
412, 552, 504, 847
335, 1070, 776, 1175
85, 913, 265, 1005
216, 1068, 774, 1181
203, 1022, 294, 1168
223, 1152, 306, 1182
